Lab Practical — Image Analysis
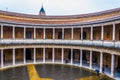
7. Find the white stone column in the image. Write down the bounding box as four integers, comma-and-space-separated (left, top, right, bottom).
71, 49, 73, 65
24, 27, 26, 39
112, 24, 115, 41
43, 48, 45, 63
100, 52, 103, 73
62, 48, 64, 64
111, 54, 115, 77
62, 28, 64, 40
90, 51, 92, 69
13, 26, 15, 39
23, 48, 26, 64
91, 26, 93, 40
1, 25, 3, 39
52, 48, 55, 63
71, 28, 74, 39
43, 28, 46, 39
13, 48, 15, 66
81, 27, 83, 40
34, 27, 36, 39
80, 49, 82, 66
53, 28, 55, 39
33, 48, 36, 63
1, 49, 4, 67
101, 25, 104, 40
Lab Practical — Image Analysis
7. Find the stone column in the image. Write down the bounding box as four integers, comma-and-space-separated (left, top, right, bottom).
52, 48, 55, 63
53, 28, 55, 39
13, 26, 15, 39
101, 25, 104, 40
13, 48, 15, 66
71, 28, 74, 39
71, 49, 73, 65
1, 49, 4, 67
24, 27, 26, 39
43, 28, 46, 39
100, 52, 103, 73
81, 27, 83, 40
90, 51, 92, 69
34, 27, 36, 39
62, 28, 64, 40
62, 48, 64, 64
23, 48, 26, 64
43, 48, 45, 63
1, 25, 3, 39
111, 54, 115, 77
33, 48, 36, 63
80, 49, 83, 66
91, 26, 93, 40
112, 24, 115, 41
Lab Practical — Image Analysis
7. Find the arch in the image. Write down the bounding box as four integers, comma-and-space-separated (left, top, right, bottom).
26, 49, 32, 60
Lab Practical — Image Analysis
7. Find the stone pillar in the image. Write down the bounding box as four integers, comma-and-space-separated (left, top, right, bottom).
1, 49, 4, 67
53, 28, 55, 39
90, 51, 92, 69
113, 24, 115, 41
111, 54, 115, 77
52, 48, 55, 63
81, 27, 83, 40
100, 52, 103, 73
71, 28, 74, 39
91, 26, 93, 40
13, 48, 15, 66
62, 48, 64, 64
71, 49, 73, 65
62, 28, 64, 40
33, 48, 36, 63
43, 48, 45, 63
80, 49, 83, 66
23, 48, 26, 64
24, 27, 26, 39
43, 28, 46, 39
1, 25, 3, 39
101, 25, 104, 40
13, 26, 15, 39
34, 27, 36, 39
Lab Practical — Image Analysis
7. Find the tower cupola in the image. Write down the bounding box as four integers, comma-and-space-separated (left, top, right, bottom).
39, 5, 46, 16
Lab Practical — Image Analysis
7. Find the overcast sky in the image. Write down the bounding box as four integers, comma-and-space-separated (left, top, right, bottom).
0, 0, 120, 15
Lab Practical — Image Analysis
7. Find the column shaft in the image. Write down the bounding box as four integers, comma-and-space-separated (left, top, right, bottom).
62, 48, 64, 64
90, 51, 92, 69
52, 48, 55, 63
71, 28, 74, 39
44, 28, 46, 39
71, 49, 73, 65
111, 54, 115, 77
80, 50, 82, 66
91, 27, 93, 40
100, 52, 103, 73
81, 27, 83, 40
43, 48, 45, 63
62, 28, 64, 39
34, 28, 36, 39
1, 49, 4, 67
53, 28, 55, 39
23, 48, 26, 64
1, 25, 3, 39
101, 25, 104, 40
24, 27, 26, 39
13, 26, 15, 39
34, 48, 36, 63
113, 24, 115, 41
13, 49, 15, 66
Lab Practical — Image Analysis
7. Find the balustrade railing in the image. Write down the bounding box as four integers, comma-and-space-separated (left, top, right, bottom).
0, 39, 120, 48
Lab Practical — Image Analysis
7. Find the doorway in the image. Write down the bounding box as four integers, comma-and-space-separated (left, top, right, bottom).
26, 49, 32, 60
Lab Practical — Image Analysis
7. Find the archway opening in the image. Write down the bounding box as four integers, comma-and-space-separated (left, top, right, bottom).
26, 49, 32, 60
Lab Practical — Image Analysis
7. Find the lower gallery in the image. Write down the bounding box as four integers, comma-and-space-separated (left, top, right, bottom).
0, 7, 120, 80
